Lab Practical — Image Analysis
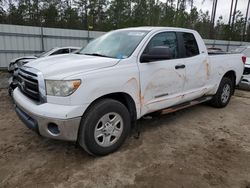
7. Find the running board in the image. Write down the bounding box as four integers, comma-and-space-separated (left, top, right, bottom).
160, 96, 213, 115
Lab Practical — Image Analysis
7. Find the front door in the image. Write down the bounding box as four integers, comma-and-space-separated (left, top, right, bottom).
138, 31, 186, 116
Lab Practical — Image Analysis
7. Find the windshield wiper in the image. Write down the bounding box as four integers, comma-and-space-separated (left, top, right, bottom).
83, 53, 113, 58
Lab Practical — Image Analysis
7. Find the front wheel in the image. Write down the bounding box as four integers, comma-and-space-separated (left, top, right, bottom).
78, 99, 131, 156
209, 77, 233, 108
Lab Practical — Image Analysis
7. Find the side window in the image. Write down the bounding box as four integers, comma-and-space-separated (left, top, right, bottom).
51, 48, 70, 55
182, 33, 199, 57
143, 32, 178, 59
70, 48, 79, 53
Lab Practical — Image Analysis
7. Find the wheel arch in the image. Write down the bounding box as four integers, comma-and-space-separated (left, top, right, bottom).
83, 92, 137, 127
222, 70, 236, 94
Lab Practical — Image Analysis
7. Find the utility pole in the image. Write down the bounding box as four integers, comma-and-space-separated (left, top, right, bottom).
231, 0, 238, 31
40, 26, 44, 52
210, 0, 218, 39
227, 0, 238, 51
211, 0, 218, 26
243, 0, 250, 41
87, 26, 90, 44
228, 0, 234, 27
40, 15, 44, 52
87, 14, 94, 44
227, 0, 235, 52
87, 25, 93, 44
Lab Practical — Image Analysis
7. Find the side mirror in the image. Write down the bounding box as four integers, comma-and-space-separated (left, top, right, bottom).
140, 46, 174, 63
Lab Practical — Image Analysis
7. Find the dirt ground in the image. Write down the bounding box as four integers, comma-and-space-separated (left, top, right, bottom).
1, 72, 250, 188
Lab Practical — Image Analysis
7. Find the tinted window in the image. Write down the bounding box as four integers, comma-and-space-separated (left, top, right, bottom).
182, 33, 199, 57
51, 48, 70, 55
143, 32, 178, 59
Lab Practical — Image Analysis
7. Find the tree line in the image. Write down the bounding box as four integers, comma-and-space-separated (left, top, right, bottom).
0, 0, 250, 41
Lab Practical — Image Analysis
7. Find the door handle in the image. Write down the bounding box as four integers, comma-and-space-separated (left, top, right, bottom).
175, 64, 186, 69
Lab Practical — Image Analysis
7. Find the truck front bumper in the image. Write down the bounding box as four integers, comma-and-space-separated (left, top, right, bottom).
13, 88, 86, 141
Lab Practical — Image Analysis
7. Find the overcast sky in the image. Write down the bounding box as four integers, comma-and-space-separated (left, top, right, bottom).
193, 0, 249, 22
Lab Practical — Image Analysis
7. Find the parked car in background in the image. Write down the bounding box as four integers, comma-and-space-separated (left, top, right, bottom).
8, 47, 80, 95
8, 47, 80, 73
232, 46, 250, 88
13, 27, 244, 156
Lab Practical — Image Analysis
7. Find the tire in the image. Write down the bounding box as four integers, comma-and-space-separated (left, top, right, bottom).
209, 77, 233, 108
78, 99, 131, 156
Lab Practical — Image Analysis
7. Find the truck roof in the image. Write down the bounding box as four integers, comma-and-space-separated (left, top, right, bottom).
117, 26, 196, 33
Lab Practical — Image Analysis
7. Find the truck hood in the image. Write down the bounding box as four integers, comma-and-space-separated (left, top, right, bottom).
26, 54, 120, 79
11, 56, 37, 63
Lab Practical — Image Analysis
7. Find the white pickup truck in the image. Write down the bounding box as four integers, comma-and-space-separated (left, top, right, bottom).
13, 27, 244, 156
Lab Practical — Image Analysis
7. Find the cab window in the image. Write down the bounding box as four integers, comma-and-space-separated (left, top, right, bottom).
143, 32, 178, 59
182, 32, 199, 57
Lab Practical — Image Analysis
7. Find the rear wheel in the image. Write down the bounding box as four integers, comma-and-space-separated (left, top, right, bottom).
78, 99, 131, 156
209, 77, 233, 108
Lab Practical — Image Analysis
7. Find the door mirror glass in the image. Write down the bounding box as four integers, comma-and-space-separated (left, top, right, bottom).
140, 46, 174, 63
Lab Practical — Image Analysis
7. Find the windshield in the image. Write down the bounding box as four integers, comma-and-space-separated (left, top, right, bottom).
78, 30, 149, 59
35, 48, 55, 58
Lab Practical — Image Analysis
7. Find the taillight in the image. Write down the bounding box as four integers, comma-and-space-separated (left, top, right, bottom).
242, 56, 246, 64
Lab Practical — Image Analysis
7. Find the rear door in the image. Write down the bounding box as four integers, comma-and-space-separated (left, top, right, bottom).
138, 31, 187, 115
179, 32, 209, 102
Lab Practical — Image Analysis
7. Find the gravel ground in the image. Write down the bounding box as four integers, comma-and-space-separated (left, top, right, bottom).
0, 72, 250, 188
0, 71, 10, 89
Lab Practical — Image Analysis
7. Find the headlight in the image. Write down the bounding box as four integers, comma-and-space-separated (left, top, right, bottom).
46, 80, 81, 97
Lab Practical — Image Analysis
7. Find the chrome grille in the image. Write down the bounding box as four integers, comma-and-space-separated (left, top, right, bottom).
17, 68, 40, 102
